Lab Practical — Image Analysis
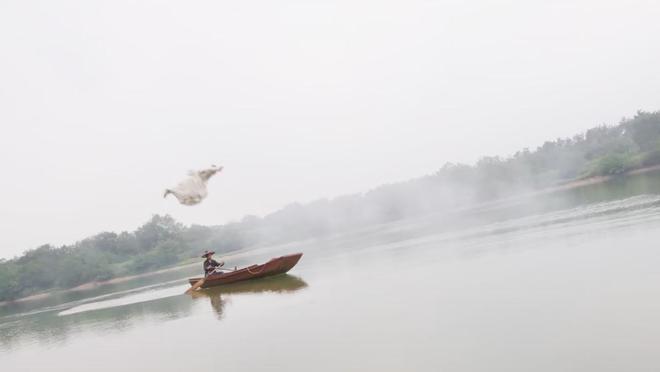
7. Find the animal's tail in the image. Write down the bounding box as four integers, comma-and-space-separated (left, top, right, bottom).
163, 189, 172, 198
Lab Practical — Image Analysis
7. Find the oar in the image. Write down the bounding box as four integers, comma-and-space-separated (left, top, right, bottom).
185, 266, 237, 294
185, 268, 216, 294
185, 277, 206, 294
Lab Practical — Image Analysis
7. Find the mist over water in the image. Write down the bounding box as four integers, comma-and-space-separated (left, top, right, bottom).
3, 172, 660, 371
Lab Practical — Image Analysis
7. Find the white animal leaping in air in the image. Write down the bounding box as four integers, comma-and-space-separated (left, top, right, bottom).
164, 165, 223, 206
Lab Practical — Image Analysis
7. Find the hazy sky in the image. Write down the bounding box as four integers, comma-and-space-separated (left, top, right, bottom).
1, 0, 659, 258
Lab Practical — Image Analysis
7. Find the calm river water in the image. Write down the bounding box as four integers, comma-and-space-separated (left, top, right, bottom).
3, 173, 660, 371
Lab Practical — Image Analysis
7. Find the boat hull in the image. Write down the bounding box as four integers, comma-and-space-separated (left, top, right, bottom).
188, 253, 303, 288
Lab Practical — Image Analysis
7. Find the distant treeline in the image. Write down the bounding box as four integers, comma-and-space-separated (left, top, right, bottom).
1, 111, 659, 301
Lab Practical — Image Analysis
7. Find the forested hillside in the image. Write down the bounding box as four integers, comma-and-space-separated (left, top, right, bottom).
2, 110, 659, 301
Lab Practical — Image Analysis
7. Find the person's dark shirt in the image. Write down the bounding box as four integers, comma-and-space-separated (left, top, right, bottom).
204, 258, 221, 276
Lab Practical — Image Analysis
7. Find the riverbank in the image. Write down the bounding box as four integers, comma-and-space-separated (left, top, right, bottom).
0, 261, 199, 307
545, 164, 660, 194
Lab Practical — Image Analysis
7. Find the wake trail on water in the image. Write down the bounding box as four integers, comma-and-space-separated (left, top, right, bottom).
57, 282, 189, 316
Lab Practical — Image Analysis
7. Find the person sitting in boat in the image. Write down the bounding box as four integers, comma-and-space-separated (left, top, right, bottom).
202, 250, 224, 276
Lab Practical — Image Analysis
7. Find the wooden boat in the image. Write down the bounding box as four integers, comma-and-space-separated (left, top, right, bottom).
188, 253, 303, 289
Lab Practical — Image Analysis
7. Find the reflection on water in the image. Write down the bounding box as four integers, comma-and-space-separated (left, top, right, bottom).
190, 275, 308, 319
